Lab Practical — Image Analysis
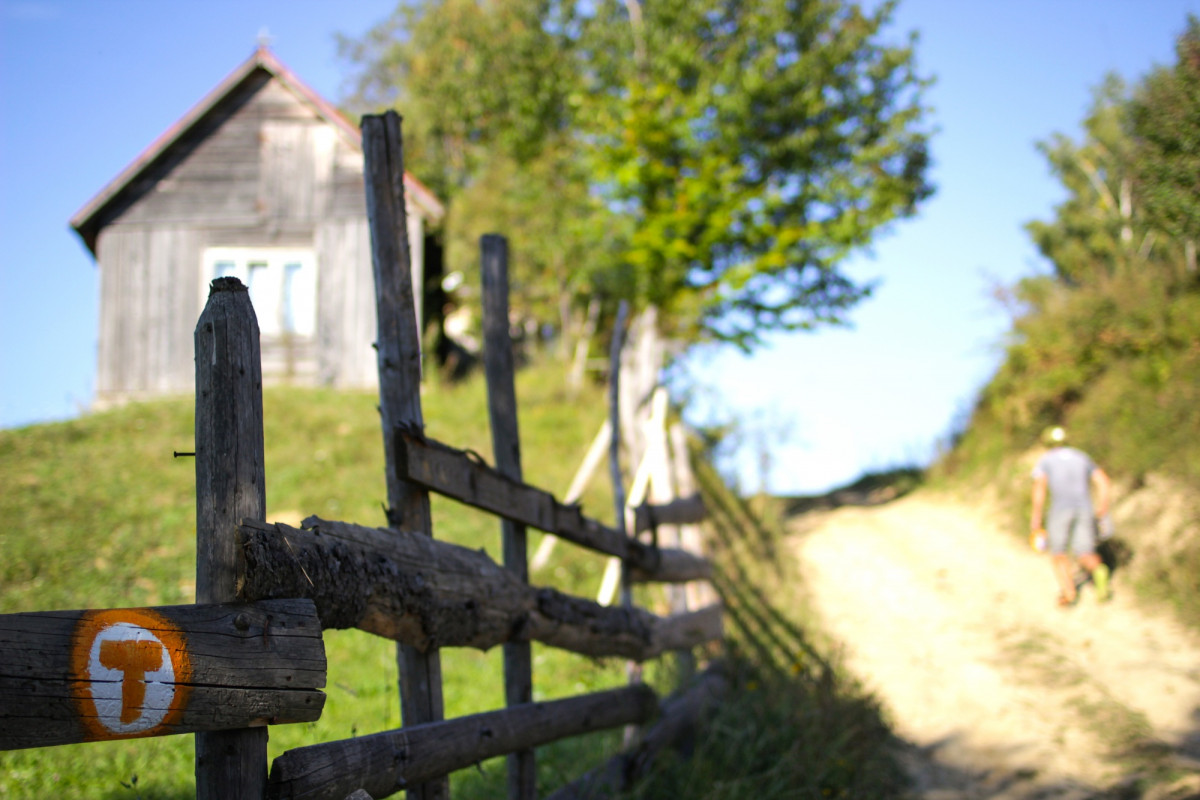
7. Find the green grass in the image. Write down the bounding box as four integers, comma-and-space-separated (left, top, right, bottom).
0, 358, 904, 799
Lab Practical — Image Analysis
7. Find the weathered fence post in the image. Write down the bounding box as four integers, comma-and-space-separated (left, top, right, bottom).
362, 110, 448, 800
609, 301, 630, 612
194, 277, 268, 798
480, 234, 536, 800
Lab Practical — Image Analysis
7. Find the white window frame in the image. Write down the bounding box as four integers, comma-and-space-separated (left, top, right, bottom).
202, 247, 318, 337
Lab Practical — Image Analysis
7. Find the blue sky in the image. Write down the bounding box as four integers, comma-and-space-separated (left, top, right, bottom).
2, 0, 1197, 495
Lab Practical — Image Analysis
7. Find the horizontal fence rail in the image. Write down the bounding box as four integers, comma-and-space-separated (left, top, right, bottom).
238, 518, 722, 662
6, 110, 724, 800
393, 431, 710, 582
265, 684, 658, 800
545, 664, 729, 800
0, 599, 325, 751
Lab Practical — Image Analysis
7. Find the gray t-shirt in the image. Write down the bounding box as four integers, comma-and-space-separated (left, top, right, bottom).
1032, 446, 1097, 513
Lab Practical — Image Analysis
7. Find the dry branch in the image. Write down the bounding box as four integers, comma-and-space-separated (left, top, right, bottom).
267, 684, 658, 800
238, 519, 722, 661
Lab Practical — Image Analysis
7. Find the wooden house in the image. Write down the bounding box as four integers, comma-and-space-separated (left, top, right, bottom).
71, 47, 443, 406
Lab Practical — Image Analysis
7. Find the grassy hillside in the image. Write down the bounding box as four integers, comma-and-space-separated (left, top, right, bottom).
933, 270, 1200, 627
0, 359, 905, 798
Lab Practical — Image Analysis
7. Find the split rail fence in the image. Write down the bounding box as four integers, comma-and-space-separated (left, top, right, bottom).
0, 111, 724, 799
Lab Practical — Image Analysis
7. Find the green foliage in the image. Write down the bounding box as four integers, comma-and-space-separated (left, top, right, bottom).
339, 0, 613, 335
340, 0, 934, 351
1025, 76, 1143, 287
939, 18, 1200, 625
620, 667, 905, 799
1131, 15, 1200, 245
0, 362, 625, 797
0, 358, 906, 797
948, 13, 1200, 474
581, 0, 933, 349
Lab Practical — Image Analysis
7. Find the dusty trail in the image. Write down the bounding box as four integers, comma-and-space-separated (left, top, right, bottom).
793, 493, 1200, 798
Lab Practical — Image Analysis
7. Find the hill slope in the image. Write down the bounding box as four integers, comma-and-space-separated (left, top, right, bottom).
0, 364, 629, 797
793, 492, 1200, 799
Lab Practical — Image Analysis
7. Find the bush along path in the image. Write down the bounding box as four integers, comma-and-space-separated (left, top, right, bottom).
793, 493, 1200, 799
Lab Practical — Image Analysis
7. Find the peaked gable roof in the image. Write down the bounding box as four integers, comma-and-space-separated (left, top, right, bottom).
70, 46, 443, 256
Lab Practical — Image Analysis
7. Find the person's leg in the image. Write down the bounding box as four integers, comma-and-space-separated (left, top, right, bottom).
1070, 513, 1110, 601
1046, 509, 1077, 603
1079, 552, 1110, 601
1052, 554, 1078, 603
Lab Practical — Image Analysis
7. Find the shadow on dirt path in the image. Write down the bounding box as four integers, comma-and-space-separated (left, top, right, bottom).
790, 493, 1200, 799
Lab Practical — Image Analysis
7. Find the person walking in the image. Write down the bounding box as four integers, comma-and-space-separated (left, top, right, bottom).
1030, 426, 1113, 607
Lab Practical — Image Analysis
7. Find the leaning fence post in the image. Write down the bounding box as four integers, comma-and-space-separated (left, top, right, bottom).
362, 110, 447, 800
194, 277, 268, 799
609, 300, 630, 610
607, 301, 643, 745
480, 234, 536, 800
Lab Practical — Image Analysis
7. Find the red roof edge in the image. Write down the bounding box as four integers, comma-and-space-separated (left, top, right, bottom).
70, 46, 444, 257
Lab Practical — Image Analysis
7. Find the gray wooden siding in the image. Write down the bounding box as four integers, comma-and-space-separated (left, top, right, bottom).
316, 218, 376, 388
95, 226, 200, 402
91, 70, 429, 402
110, 79, 363, 231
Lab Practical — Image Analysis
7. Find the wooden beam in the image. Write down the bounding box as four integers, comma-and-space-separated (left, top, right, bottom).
393, 431, 626, 558
194, 277, 270, 797
544, 665, 730, 800
629, 546, 711, 583
632, 493, 708, 535
480, 233, 535, 800
390, 432, 709, 582
266, 685, 658, 800
362, 110, 446, 800
238, 519, 723, 662
0, 600, 325, 751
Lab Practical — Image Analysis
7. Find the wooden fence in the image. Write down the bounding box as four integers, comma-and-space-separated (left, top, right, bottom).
0, 111, 723, 799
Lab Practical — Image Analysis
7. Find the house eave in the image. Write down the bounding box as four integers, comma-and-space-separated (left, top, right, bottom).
70, 46, 443, 259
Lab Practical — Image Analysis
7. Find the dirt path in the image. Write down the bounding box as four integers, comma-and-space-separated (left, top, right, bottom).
793, 493, 1200, 799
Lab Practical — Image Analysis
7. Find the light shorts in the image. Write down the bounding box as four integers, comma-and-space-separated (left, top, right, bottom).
1046, 507, 1096, 556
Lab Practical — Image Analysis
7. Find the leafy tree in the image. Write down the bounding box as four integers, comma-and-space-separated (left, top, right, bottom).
1130, 15, 1200, 274
338, 0, 577, 199
579, 0, 933, 348
339, 0, 935, 351
1024, 77, 1148, 287
951, 16, 1200, 482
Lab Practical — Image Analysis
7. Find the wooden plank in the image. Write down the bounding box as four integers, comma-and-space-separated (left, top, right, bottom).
393, 430, 711, 581
629, 547, 711, 583
266, 684, 658, 800
238, 519, 723, 662
632, 494, 708, 534
479, 234, 535, 800
393, 430, 627, 559
544, 665, 729, 800
361, 110, 445, 800
391, 431, 709, 582
194, 275, 270, 797
0, 599, 325, 751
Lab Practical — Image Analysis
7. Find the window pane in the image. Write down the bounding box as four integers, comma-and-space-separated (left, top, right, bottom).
213, 260, 236, 280
282, 260, 316, 336
282, 262, 300, 333
247, 261, 279, 334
